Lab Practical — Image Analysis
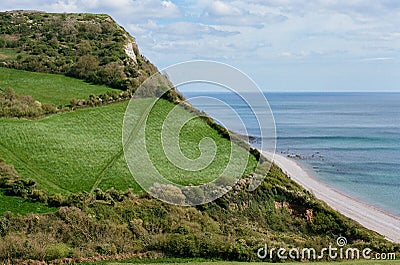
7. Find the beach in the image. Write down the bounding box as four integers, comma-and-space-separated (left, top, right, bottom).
261, 151, 400, 244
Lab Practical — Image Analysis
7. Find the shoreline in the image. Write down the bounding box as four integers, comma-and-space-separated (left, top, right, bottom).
261, 151, 400, 244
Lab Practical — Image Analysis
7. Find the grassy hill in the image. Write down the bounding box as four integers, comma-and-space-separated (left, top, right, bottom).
0, 94, 256, 195
0, 10, 398, 263
0, 67, 117, 106
0, 11, 158, 91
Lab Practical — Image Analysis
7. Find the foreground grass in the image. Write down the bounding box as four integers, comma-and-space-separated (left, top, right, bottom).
0, 98, 257, 194
0, 67, 118, 106
88, 260, 400, 265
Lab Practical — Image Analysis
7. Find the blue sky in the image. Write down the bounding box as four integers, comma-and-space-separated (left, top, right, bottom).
1, 0, 400, 91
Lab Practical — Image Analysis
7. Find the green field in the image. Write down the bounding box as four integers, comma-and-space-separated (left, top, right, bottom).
0, 98, 257, 195
0, 67, 118, 106
0, 190, 56, 215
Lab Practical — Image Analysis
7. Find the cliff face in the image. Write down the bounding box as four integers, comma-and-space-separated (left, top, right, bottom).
0, 10, 157, 90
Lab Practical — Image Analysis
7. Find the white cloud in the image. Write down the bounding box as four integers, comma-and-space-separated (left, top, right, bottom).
359, 57, 395, 62
201, 1, 287, 28
168, 21, 239, 37
204, 1, 241, 16
46, 0, 81, 12
129, 20, 239, 39
1, 0, 400, 90
1, 0, 182, 19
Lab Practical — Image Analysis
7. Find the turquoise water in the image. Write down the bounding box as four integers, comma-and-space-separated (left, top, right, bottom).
183, 92, 400, 216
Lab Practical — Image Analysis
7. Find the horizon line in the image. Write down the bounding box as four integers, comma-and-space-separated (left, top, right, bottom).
179, 90, 400, 93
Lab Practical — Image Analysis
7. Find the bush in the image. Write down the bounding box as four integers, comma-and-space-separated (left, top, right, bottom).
4, 178, 36, 197
0, 216, 9, 237
30, 189, 48, 203
41, 102, 57, 114
0, 88, 58, 118
182, 186, 205, 205
309, 211, 342, 235
45, 243, 73, 261
149, 183, 186, 205
95, 244, 117, 255
47, 193, 68, 207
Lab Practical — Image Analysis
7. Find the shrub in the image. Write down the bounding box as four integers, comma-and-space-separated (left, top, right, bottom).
129, 219, 148, 239
0, 88, 57, 118
30, 189, 48, 203
149, 183, 186, 205
41, 103, 57, 114
0, 216, 9, 237
47, 193, 68, 207
4, 178, 36, 197
45, 243, 73, 261
70, 97, 78, 107
95, 244, 117, 255
182, 186, 204, 205
309, 211, 342, 235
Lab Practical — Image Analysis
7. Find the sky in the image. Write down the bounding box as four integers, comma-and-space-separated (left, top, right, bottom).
1, 0, 400, 92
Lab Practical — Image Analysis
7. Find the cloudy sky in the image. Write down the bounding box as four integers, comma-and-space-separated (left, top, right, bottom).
2, 0, 400, 91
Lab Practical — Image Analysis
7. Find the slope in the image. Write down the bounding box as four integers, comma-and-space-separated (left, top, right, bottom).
0, 98, 257, 194
0, 67, 118, 106
0, 10, 158, 91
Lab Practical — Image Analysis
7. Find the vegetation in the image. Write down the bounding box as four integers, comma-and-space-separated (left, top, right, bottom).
0, 87, 57, 118
86, 260, 400, 265
0, 10, 158, 91
0, 158, 56, 215
0, 163, 397, 262
0, 98, 257, 194
0, 48, 18, 60
0, 10, 398, 264
1, 88, 396, 262
0, 191, 56, 215
0, 67, 118, 106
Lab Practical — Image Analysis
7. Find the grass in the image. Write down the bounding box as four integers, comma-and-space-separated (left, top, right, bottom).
0, 98, 257, 195
85, 260, 400, 265
125, 97, 256, 187
0, 190, 56, 215
0, 67, 119, 106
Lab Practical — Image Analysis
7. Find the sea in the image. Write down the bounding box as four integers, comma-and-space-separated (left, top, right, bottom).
182, 91, 400, 217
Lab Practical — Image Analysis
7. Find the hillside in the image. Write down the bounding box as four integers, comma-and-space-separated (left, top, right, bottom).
0, 11, 398, 263
0, 10, 157, 91
0, 67, 118, 106
0, 97, 257, 195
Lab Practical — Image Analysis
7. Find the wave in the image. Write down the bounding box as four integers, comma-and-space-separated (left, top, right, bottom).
345, 179, 400, 188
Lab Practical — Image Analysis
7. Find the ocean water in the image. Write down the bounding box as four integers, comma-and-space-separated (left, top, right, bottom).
183, 92, 400, 217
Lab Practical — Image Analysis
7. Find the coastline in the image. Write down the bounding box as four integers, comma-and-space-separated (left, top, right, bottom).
261, 151, 400, 244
